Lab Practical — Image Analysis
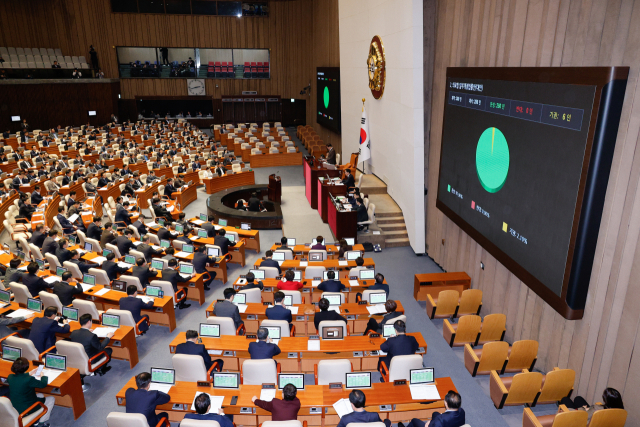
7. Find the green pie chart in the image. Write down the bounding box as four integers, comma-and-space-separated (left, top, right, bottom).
323, 86, 329, 109
476, 127, 509, 193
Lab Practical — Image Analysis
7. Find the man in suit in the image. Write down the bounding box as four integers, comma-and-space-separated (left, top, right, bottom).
115, 229, 135, 256
146, 171, 159, 183
55, 239, 73, 264
311, 235, 326, 250
363, 299, 403, 335
29, 306, 71, 353
12, 171, 28, 190
325, 143, 336, 165
399, 391, 465, 427
68, 250, 92, 274
183, 393, 234, 427
336, 390, 390, 427
86, 216, 103, 241
2, 258, 22, 289
30, 185, 44, 205
41, 230, 59, 256
367, 273, 390, 298
156, 223, 175, 242
97, 172, 110, 188
201, 216, 217, 237
83, 177, 97, 195
163, 178, 177, 198
70, 314, 114, 376
213, 229, 236, 255
379, 320, 419, 370
259, 250, 281, 274
247, 193, 262, 212
101, 222, 118, 248
56, 206, 76, 235
314, 297, 347, 331
278, 236, 294, 253
28, 224, 47, 248
61, 170, 73, 186
102, 252, 129, 281
265, 291, 293, 330
130, 173, 143, 190
240, 272, 263, 291
342, 168, 355, 189
125, 372, 170, 425
131, 217, 148, 237
137, 235, 163, 263
132, 257, 158, 289
175, 330, 223, 372
318, 270, 346, 292
248, 327, 281, 359
120, 285, 154, 333
356, 198, 368, 224
192, 246, 216, 290
160, 259, 192, 309
115, 202, 133, 226
152, 198, 173, 223
21, 262, 52, 296
212, 288, 244, 330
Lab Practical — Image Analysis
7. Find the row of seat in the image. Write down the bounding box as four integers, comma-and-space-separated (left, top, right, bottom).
242, 61, 269, 78
1, 62, 90, 70
297, 125, 327, 157
0, 47, 63, 57
206, 61, 234, 78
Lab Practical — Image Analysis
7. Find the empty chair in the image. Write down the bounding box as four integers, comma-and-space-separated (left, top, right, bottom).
259, 266, 279, 279
241, 359, 278, 385
0, 396, 48, 427
274, 249, 293, 260
314, 359, 352, 385
56, 340, 109, 388
523, 407, 587, 427
503, 340, 539, 373
588, 408, 628, 427
237, 287, 261, 303
73, 299, 103, 321
380, 354, 423, 382
476, 313, 506, 345
106, 308, 148, 336
63, 261, 83, 280
119, 275, 143, 292
38, 291, 63, 314
107, 412, 170, 427
426, 289, 459, 319
536, 368, 575, 406
3, 336, 43, 361
206, 316, 245, 335
304, 266, 326, 279
281, 290, 303, 304
172, 354, 216, 382
490, 370, 543, 409
464, 341, 510, 377
456, 289, 483, 317
9, 283, 32, 306
261, 319, 293, 337
443, 314, 482, 347
89, 268, 111, 286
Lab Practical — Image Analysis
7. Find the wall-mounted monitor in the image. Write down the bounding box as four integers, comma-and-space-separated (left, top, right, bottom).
11, 116, 20, 122
88, 111, 97, 116
316, 67, 341, 134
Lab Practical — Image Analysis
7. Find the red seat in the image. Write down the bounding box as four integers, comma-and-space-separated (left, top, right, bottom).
221, 61, 226, 66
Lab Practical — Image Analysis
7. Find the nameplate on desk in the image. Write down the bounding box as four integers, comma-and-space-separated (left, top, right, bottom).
309, 407, 322, 414
246, 334, 257, 339
295, 316, 305, 322
240, 407, 253, 414
302, 288, 310, 293
262, 302, 270, 306
346, 315, 355, 321
309, 335, 320, 340
369, 350, 379, 356
223, 350, 235, 357
329, 383, 342, 389
264, 287, 272, 292
352, 351, 363, 357
379, 404, 393, 412
261, 383, 276, 389
197, 381, 211, 387
358, 300, 368, 305
287, 352, 298, 359
370, 333, 380, 338
112, 341, 121, 347
394, 379, 407, 386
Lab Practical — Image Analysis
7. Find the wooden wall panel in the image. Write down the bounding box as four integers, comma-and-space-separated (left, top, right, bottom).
426, 1, 640, 424
0, 0, 317, 126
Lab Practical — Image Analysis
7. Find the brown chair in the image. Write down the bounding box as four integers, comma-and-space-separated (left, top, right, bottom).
464, 341, 509, 376
589, 408, 627, 427
536, 368, 575, 406
456, 289, 483, 317
443, 314, 481, 347
477, 313, 506, 345
427, 289, 459, 319
504, 339, 539, 373
490, 369, 543, 409
523, 406, 588, 427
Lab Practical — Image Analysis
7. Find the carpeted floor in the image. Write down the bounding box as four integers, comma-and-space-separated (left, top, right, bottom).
0, 128, 561, 426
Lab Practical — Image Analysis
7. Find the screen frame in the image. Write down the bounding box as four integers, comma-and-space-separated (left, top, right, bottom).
199, 322, 220, 338
102, 313, 120, 327
150, 367, 175, 385
410, 367, 435, 385
2, 344, 21, 361
345, 372, 371, 389
436, 67, 629, 320
45, 353, 66, 371
278, 373, 305, 390
213, 372, 240, 389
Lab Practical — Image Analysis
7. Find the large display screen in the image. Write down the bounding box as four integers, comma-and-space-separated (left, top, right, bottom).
436, 68, 628, 319
317, 67, 341, 133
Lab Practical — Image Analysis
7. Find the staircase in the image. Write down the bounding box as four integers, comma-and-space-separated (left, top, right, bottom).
376, 212, 410, 248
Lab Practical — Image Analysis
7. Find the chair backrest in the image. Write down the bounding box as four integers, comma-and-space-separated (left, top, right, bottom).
29, 244, 44, 261
478, 313, 506, 343
206, 316, 240, 335
318, 320, 348, 337
179, 420, 221, 427
538, 368, 575, 404
63, 261, 83, 280
120, 275, 143, 292
458, 289, 483, 316
237, 287, 261, 303
241, 359, 277, 384
44, 253, 61, 271
316, 359, 352, 385
281, 290, 302, 304
260, 319, 291, 338
274, 249, 293, 260
308, 249, 327, 261
261, 422, 303, 427
106, 308, 136, 329
127, 225, 140, 240
588, 408, 627, 427
454, 315, 482, 345
4, 336, 39, 361
150, 280, 175, 299
72, 299, 102, 321
505, 340, 539, 371
106, 412, 151, 427
320, 292, 345, 304
477, 341, 510, 373
504, 371, 543, 405
55, 340, 92, 375
85, 238, 102, 253
304, 266, 326, 279
543, 410, 588, 427
435, 290, 460, 317
88, 268, 110, 286
9, 283, 32, 305
75, 230, 86, 247
39, 291, 62, 314
129, 249, 145, 263
172, 354, 208, 382
387, 354, 423, 382
105, 243, 121, 259
259, 266, 279, 279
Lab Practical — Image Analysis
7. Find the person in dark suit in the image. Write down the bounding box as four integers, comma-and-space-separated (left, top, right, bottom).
399, 391, 465, 427
131, 217, 148, 237
265, 291, 293, 330
163, 179, 177, 198
30, 185, 44, 206
41, 230, 59, 256
367, 272, 390, 298
20, 261, 51, 296
125, 372, 170, 426
101, 223, 118, 248
260, 250, 281, 274
115, 203, 133, 226
202, 217, 217, 238
29, 306, 70, 353
247, 193, 262, 212
318, 270, 346, 292
160, 259, 192, 309
314, 297, 347, 330
102, 252, 129, 281
363, 299, 403, 335
86, 216, 103, 241
55, 239, 73, 264
378, 320, 419, 371
156, 224, 175, 242
212, 288, 244, 330
18, 198, 35, 219
97, 172, 110, 188
192, 246, 216, 290
152, 198, 173, 223
28, 224, 47, 248
183, 393, 234, 427
356, 198, 368, 223
213, 229, 236, 255
120, 286, 153, 333
342, 168, 355, 189
175, 330, 223, 372
240, 271, 263, 291
68, 250, 92, 274
311, 235, 326, 250
278, 236, 294, 253
248, 327, 281, 359
52, 271, 84, 305
132, 257, 158, 289
336, 390, 390, 427
115, 229, 135, 256
325, 143, 336, 165
70, 314, 113, 376
61, 170, 73, 186
137, 235, 163, 263
56, 206, 76, 235
7, 357, 56, 425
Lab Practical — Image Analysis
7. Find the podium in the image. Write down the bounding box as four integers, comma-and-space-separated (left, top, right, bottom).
268, 174, 281, 203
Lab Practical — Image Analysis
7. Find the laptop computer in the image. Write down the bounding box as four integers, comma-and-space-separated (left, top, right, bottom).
218, 219, 227, 227
102, 248, 112, 257
175, 224, 184, 234
382, 323, 396, 338
346, 251, 362, 261
369, 292, 387, 305
83, 274, 96, 287
283, 295, 293, 307
1, 345, 21, 362
182, 244, 194, 254
45, 354, 66, 371
179, 263, 194, 275
62, 306, 79, 322
278, 373, 305, 390
199, 213, 207, 222
286, 238, 296, 246
112, 280, 127, 292
408, 368, 439, 400
149, 367, 175, 392
160, 239, 171, 248
102, 313, 120, 328
84, 242, 92, 252
226, 234, 235, 243
207, 247, 220, 257
56, 266, 67, 277
346, 372, 371, 389
265, 326, 281, 340
359, 269, 375, 280
151, 259, 165, 270
272, 252, 285, 262
213, 372, 239, 389
158, 218, 166, 227
0, 289, 11, 307
249, 269, 265, 280
123, 255, 136, 266
324, 294, 341, 306
35, 259, 45, 270
233, 293, 246, 305
240, 223, 251, 231
197, 229, 208, 239
199, 323, 220, 338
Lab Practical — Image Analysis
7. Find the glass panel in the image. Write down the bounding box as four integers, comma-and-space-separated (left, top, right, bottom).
217, 1, 242, 16
241, 2, 268, 16
138, 0, 165, 13
112, 0, 139, 12
165, 0, 191, 14
192, 0, 217, 15
234, 48, 270, 79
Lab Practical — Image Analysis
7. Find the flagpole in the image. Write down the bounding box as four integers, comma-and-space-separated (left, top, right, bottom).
362, 98, 365, 175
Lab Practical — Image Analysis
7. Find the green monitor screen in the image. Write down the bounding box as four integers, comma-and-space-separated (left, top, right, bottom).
2, 345, 21, 362
346, 372, 371, 389
27, 298, 42, 312
278, 373, 305, 390
102, 314, 120, 327
213, 372, 239, 389
62, 306, 79, 321
45, 354, 66, 370
410, 368, 434, 385
199, 323, 220, 338
150, 368, 175, 384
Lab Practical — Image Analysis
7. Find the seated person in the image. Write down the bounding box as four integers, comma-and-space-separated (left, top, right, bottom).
240, 271, 264, 290
311, 235, 326, 250
7, 357, 56, 426
102, 252, 130, 281
248, 327, 281, 359
313, 297, 347, 331
182, 393, 233, 427
338, 239, 353, 258
252, 383, 300, 421
277, 270, 303, 291
337, 389, 390, 427
260, 250, 281, 274
560, 387, 624, 424
132, 257, 159, 288
317, 270, 346, 292
52, 271, 83, 306
126, 372, 170, 426
120, 285, 154, 334
22, 262, 53, 296
265, 291, 292, 329
175, 330, 223, 372
68, 249, 92, 274
363, 299, 402, 335
212, 288, 244, 330
399, 391, 465, 427
279, 236, 294, 253
70, 314, 114, 376
160, 259, 192, 310
366, 272, 390, 298
379, 320, 419, 371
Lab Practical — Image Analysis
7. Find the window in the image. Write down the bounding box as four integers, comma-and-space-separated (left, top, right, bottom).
112, 0, 138, 12
217, 1, 242, 16
192, 0, 217, 15
138, 0, 166, 13
165, 0, 192, 14
111, 0, 268, 16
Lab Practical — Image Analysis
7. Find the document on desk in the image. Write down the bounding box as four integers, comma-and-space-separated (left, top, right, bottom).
44, 276, 60, 284
349, 280, 359, 287
307, 340, 321, 351
93, 327, 117, 338
366, 305, 388, 315
192, 219, 204, 225
151, 245, 162, 250
333, 398, 353, 418
68, 214, 80, 223
208, 349, 223, 355
312, 280, 321, 287
32, 368, 63, 383
118, 262, 134, 269
174, 251, 190, 258
339, 260, 348, 266
80, 283, 95, 292
94, 288, 111, 297
149, 383, 172, 393
132, 241, 143, 246
7, 309, 35, 319
410, 384, 440, 401
136, 295, 154, 304
145, 222, 158, 227
167, 206, 175, 212
299, 261, 308, 267
289, 306, 299, 315
191, 393, 224, 413
259, 388, 276, 402
236, 304, 248, 313
90, 256, 107, 266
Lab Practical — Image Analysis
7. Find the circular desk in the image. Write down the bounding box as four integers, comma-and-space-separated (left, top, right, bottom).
206, 184, 283, 229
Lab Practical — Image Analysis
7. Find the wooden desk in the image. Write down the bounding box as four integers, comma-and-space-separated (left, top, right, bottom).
135, 178, 167, 209
174, 184, 198, 210
188, 236, 246, 267
413, 272, 471, 301
251, 259, 375, 280
0, 359, 86, 419
203, 171, 255, 194
319, 181, 347, 223
167, 332, 425, 373
189, 218, 261, 253
97, 177, 130, 204
304, 159, 341, 209
267, 244, 365, 260
328, 199, 357, 243
250, 152, 302, 168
